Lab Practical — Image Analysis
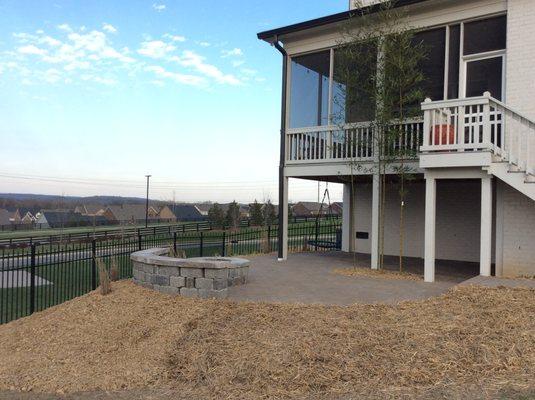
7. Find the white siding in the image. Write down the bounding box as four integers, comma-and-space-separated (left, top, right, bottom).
501, 183, 535, 277
506, 0, 535, 120
349, 180, 481, 262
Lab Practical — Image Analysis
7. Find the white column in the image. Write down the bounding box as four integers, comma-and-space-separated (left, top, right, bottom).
495, 180, 504, 277
341, 183, 353, 252
424, 176, 436, 283
371, 172, 380, 269
480, 176, 493, 276
278, 176, 289, 261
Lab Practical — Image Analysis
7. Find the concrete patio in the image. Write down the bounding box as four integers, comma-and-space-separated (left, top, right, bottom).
227, 251, 480, 305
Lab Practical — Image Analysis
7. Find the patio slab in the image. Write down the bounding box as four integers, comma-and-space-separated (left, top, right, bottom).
227, 251, 478, 305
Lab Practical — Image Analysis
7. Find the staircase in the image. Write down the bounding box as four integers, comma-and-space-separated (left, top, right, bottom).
420, 93, 535, 201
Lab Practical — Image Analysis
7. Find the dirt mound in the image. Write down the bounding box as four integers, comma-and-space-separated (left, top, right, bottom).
0, 281, 533, 399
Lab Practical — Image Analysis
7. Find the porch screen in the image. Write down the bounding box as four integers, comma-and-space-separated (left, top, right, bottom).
289, 51, 330, 128
332, 42, 377, 124
413, 27, 446, 101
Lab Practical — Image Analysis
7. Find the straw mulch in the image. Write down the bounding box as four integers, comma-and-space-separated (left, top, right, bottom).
333, 267, 422, 281
0, 281, 533, 400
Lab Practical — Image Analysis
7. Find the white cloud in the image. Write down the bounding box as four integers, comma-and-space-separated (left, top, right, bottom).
44, 68, 61, 83
102, 23, 117, 34
221, 48, 243, 57
163, 33, 186, 42
145, 65, 205, 86
57, 23, 72, 32
171, 50, 241, 85
18, 45, 47, 56
39, 36, 62, 47
241, 68, 257, 76
198, 41, 210, 47
152, 3, 166, 12
137, 40, 176, 58
231, 60, 245, 67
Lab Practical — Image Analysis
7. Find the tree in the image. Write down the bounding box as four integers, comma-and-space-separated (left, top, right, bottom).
262, 200, 277, 226
250, 200, 264, 226
334, 0, 426, 271
208, 203, 225, 228
226, 201, 240, 230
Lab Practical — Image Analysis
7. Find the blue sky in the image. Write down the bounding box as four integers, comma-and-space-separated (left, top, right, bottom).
0, 0, 346, 203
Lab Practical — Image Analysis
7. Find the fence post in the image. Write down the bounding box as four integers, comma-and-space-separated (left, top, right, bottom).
91, 239, 97, 290
315, 219, 319, 251
200, 231, 204, 257
173, 231, 177, 254
267, 225, 271, 252
137, 229, 142, 251
221, 231, 226, 257
30, 243, 36, 315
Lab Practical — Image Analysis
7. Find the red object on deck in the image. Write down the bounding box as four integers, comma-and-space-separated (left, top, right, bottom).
432, 124, 455, 145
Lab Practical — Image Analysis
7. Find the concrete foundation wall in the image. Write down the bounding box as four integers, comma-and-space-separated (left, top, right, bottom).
501, 183, 535, 277
350, 180, 482, 262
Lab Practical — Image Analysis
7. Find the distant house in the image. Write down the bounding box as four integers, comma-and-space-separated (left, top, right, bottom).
74, 204, 106, 217
36, 210, 107, 229
194, 203, 212, 217
157, 205, 177, 222
0, 209, 12, 226
292, 202, 325, 217
104, 204, 159, 225
172, 205, 205, 222
331, 202, 343, 216
16, 208, 41, 224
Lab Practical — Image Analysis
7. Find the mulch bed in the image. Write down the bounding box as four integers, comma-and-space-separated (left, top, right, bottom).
0, 281, 533, 399
333, 267, 422, 281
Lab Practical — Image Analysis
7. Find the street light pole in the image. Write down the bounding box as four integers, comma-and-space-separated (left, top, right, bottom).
145, 175, 151, 228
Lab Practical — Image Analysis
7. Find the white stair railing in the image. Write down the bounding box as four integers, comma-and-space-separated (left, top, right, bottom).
421, 93, 535, 177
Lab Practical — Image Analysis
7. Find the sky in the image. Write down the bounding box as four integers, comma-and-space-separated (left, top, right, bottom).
0, 0, 346, 204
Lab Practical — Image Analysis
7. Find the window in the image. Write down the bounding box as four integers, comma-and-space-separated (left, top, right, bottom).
464, 16, 507, 56
466, 57, 503, 100
289, 51, 330, 128
448, 25, 460, 99
413, 27, 446, 101
332, 43, 377, 123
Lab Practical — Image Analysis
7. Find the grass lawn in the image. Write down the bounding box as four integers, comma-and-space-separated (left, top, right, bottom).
0, 281, 533, 399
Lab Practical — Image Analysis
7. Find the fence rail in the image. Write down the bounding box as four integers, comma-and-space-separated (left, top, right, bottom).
0, 215, 341, 246
0, 220, 342, 324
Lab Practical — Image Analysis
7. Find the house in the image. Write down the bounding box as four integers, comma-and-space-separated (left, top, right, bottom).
331, 202, 344, 216
16, 208, 40, 224
36, 210, 107, 229
292, 202, 324, 217
172, 205, 205, 222
194, 203, 212, 217
195, 203, 250, 219
157, 205, 177, 222
74, 204, 106, 217
104, 204, 159, 225
0, 209, 12, 226
259, 0, 535, 281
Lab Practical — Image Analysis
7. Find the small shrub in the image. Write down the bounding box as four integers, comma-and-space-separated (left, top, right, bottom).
96, 258, 111, 295
109, 258, 120, 282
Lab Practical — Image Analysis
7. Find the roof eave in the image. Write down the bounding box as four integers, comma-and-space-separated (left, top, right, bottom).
257, 0, 431, 42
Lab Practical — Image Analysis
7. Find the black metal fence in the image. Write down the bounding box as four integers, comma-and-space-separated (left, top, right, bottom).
0, 215, 341, 246
0, 220, 341, 324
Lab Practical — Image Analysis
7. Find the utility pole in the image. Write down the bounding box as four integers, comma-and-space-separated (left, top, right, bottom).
145, 175, 151, 228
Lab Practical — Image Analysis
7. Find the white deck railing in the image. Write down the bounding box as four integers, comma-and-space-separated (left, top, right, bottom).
421, 93, 535, 175
285, 120, 423, 164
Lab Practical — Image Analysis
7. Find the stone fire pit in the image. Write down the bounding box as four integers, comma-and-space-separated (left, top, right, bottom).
130, 248, 250, 299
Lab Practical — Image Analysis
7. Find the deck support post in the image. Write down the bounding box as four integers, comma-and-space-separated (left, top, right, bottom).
371, 172, 380, 270
480, 176, 493, 277
424, 175, 436, 283
341, 183, 353, 252
278, 176, 289, 261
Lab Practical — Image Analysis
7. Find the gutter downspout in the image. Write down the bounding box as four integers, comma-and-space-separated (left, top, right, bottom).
272, 37, 288, 260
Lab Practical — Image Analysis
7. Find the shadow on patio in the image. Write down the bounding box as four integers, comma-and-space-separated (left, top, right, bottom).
227, 251, 479, 305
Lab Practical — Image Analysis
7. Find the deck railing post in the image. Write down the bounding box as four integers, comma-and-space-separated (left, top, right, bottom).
422, 98, 432, 149
483, 92, 492, 150
200, 232, 204, 257
221, 231, 226, 257
173, 232, 177, 254
137, 229, 142, 251
29, 243, 36, 315
91, 239, 97, 290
